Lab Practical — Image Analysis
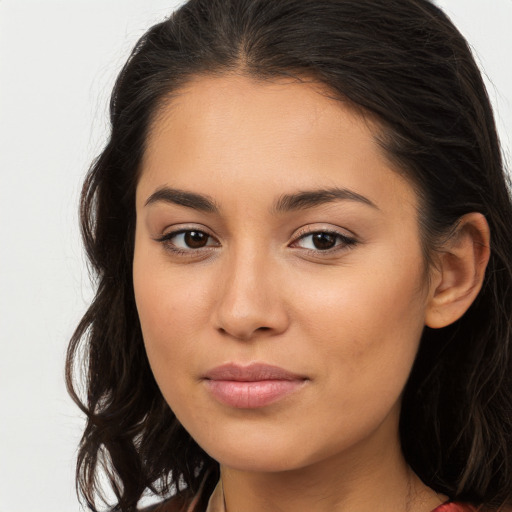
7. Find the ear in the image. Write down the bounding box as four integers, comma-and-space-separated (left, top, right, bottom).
425, 212, 490, 329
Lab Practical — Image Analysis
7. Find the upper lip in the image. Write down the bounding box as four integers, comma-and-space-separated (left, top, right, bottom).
203, 363, 307, 382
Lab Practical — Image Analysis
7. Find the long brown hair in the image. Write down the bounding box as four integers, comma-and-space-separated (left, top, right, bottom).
67, 1, 512, 510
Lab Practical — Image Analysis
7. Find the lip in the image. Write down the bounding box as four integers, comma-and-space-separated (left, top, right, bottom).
203, 363, 308, 409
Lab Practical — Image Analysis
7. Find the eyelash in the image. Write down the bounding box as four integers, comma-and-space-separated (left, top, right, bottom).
155, 228, 358, 257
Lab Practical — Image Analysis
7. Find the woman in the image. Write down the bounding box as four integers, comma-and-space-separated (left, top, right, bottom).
66, 0, 512, 511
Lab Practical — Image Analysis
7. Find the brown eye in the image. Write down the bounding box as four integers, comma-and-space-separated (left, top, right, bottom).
184, 231, 209, 248
157, 229, 219, 253
292, 230, 357, 253
311, 232, 336, 250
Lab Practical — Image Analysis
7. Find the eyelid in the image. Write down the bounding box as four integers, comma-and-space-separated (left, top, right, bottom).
156, 227, 217, 241
155, 223, 218, 240
292, 223, 357, 241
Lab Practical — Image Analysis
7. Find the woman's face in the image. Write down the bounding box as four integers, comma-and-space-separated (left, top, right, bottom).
133, 74, 433, 473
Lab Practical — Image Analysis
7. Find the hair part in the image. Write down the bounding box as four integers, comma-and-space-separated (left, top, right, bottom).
67, 1, 512, 510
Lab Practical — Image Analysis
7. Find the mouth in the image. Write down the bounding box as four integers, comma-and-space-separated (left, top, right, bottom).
202, 362, 308, 409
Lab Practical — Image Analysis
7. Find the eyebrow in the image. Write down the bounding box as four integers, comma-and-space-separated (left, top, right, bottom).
144, 185, 378, 213
144, 187, 219, 212
272, 187, 379, 213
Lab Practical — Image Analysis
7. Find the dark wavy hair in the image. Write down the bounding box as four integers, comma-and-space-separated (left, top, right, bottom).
66, 0, 512, 510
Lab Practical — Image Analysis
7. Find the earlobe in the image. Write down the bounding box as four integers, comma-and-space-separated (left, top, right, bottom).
425, 212, 490, 329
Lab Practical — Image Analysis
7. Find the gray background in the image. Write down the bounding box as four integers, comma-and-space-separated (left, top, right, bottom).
0, 1, 510, 511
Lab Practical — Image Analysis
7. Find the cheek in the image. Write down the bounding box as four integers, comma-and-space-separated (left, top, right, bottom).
134, 280, 203, 422
135, 274, 205, 342
295, 252, 427, 407
132, 241, 212, 403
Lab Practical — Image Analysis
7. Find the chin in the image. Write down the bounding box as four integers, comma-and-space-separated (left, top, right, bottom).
209, 449, 305, 473
192, 427, 309, 473
202, 431, 344, 475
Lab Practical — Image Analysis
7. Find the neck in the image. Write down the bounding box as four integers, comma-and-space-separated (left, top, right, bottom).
219, 413, 443, 512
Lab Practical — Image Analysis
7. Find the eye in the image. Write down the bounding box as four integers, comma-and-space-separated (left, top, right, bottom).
292, 230, 357, 252
156, 229, 220, 252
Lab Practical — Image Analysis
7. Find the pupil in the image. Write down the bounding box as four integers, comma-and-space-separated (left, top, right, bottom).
185, 231, 207, 248
313, 233, 336, 250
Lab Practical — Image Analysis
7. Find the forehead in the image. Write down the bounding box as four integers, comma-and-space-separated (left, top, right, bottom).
138, 73, 417, 214
146, 73, 370, 157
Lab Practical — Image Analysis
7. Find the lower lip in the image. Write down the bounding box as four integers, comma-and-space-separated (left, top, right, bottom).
204, 379, 306, 408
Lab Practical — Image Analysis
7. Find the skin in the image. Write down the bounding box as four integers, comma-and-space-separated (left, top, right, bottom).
133, 74, 489, 512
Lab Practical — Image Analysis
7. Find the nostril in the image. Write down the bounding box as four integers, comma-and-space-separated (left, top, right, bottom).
216, 324, 272, 340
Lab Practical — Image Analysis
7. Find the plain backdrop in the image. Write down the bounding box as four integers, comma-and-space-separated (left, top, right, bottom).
0, 1, 510, 511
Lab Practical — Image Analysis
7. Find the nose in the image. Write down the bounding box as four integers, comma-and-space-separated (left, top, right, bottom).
213, 249, 290, 341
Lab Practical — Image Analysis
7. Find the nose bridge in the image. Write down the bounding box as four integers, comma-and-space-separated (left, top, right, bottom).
214, 238, 287, 340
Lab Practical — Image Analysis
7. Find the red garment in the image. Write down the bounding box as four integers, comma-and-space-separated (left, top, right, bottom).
432, 503, 476, 512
